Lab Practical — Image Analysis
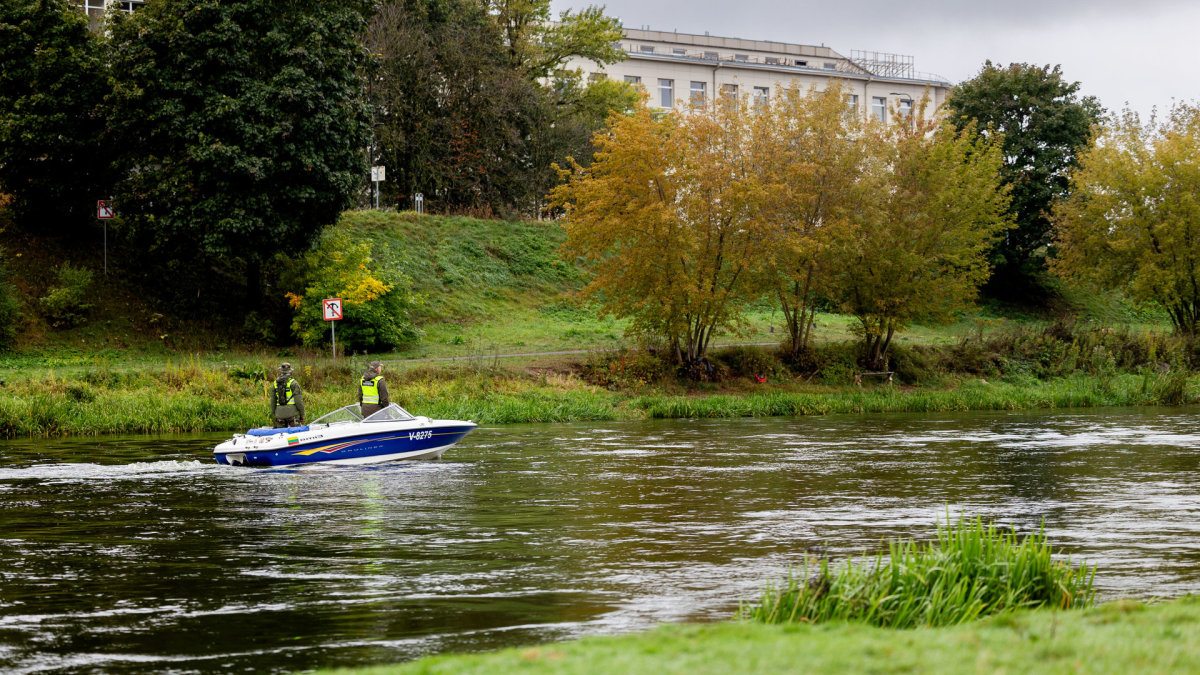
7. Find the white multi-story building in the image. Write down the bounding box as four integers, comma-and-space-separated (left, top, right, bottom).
569, 27, 950, 123
78, 0, 145, 28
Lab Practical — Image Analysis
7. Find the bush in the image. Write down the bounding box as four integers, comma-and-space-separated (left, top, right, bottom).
711, 345, 782, 379
287, 229, 422, 352
39, 264, 92, 328
579, 350, 673, 388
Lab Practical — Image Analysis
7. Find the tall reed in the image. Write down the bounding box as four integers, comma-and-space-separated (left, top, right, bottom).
740, 516, 1094, 629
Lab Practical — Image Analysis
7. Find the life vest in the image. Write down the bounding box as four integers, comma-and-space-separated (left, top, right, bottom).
275, 377, 297, 406
361, 375, 382, 405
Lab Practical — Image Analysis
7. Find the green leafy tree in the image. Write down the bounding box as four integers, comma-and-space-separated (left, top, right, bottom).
830, 110, 1011, 369
104, 0, 371, 307
367, 0, 633, 216
0, 0, 110, 226
945, 62, 1102, 300
488, 0, 625, 79
366, 0, 545, 214
1053, 104, 1200, 336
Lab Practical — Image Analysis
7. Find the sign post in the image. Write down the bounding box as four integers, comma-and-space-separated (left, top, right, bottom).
97, 200, 114, 275
370, 166, 385, 210
322, 298, 343, 359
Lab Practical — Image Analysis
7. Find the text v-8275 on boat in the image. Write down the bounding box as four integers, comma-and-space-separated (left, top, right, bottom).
213, 403, 476, 467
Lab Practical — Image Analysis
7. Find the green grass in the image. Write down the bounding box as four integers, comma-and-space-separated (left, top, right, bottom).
630, 372, 1195, 419
318, 597, 1200, 674
741, 517, 1094, 628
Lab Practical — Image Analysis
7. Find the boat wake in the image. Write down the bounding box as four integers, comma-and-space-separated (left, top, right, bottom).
0, 459, 215, 482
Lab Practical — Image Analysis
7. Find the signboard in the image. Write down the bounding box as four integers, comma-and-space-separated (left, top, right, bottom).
322, 298, 343, 322
97, 200, 114, 219
371, 165, 386, 182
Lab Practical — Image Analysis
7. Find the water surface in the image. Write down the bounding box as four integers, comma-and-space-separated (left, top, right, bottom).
2, 408, 1199, 673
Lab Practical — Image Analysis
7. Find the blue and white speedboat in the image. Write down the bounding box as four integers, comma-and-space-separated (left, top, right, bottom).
213, 403, 476, 467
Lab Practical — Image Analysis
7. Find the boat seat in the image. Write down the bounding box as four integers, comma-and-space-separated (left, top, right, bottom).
246, 425, 310, 436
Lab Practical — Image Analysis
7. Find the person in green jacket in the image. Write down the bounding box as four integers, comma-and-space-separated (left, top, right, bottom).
358, 360, 389, 417
270, 362, 305, 428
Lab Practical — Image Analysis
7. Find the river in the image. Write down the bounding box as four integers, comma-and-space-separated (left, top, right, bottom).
1, 407, 1199, 673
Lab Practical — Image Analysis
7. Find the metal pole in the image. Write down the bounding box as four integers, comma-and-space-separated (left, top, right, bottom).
332, 320, 336, 360
103, 220, 107, 276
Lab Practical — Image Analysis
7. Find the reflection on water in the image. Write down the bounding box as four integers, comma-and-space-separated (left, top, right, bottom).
2, 408, 1200, 673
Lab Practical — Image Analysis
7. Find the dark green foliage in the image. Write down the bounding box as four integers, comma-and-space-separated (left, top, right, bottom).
39, 264, 93, 328
104, 0, 371, 305
365, 0, 636, 216
366, 0, 546, 214
0, 253, 21, 350
741, 517, 1095, 628
945, 62, 1103, 299
0, 0, 111, 226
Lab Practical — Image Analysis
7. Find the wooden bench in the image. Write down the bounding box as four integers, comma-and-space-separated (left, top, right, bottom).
854, 371, 894, 386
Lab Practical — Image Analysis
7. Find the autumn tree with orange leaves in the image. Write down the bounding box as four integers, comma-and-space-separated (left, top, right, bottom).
551, 102, 767, 367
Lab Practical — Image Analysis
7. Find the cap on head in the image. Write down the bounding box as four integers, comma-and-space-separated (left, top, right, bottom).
279, 362, 293, 373
368, 360, 382, 371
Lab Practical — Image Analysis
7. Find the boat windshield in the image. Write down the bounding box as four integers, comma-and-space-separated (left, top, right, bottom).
310, 404, 364, 426
363, 403, 417, 423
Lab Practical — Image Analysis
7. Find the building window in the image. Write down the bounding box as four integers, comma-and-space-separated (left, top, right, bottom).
795, 60, 807, 66
823, 63, 837, 70
734, 54, 749, 62
753, 86, 769, 106
898, 98, 913, 120
704, 51, 719, 59
673, 48, 686, 55
765, 57, 780, 65
846, 94, 859, 113
624, 75, 642, 85
871, 96, 886, 122
588, 72, 606, 83
721, 83, 739, 103
659, 79, 674, 108
640, 45, 655, 53
690, 81, 707, 104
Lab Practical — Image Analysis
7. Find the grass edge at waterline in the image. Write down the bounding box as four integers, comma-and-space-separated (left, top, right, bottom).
0, 370, 1192, 437
740, 516, 1095, 628
317, 596, 1200, 674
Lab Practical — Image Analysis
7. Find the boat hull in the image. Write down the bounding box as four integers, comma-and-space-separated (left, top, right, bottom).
214, 424, 476, 467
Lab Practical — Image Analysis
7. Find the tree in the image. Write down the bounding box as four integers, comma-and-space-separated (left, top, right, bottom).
829, 109, 1011, 369
0, 0, 110, 227
1053, 104, 1200, 336
366, 0, 545, 214
550, 101, 765, 367
104, 0, 371, 307
488, 0, 625, 80
366, 0, 634, 216
945, 62, 1102, 300
753, 82, 866, 361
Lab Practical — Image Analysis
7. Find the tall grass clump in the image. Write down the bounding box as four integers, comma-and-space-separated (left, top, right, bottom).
740, 516, 1094, 629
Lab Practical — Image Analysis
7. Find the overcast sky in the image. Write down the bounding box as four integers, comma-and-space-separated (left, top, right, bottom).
550, 0, 1198, 121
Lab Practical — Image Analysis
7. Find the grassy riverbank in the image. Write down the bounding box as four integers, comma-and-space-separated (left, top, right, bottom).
321, 597, 1199, 674
0, 355, 1192, 436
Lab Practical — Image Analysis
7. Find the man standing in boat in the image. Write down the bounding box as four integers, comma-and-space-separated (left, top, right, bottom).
359, 360, 389, 417
271, 362, 306, 428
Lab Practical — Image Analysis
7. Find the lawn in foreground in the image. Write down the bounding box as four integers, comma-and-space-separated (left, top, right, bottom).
320, 597, 1200, 674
